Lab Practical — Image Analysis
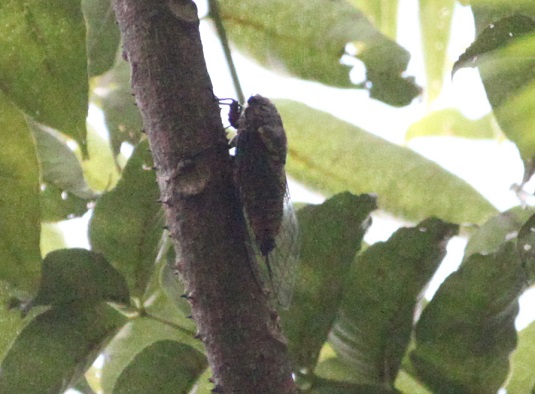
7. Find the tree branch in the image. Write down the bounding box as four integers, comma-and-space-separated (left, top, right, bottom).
112, 0, 297, 392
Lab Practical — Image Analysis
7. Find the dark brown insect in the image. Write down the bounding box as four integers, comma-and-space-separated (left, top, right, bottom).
234, 95, 299, 308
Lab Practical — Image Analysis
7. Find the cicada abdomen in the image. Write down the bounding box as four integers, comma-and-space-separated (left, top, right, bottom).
235, 95, 299, 308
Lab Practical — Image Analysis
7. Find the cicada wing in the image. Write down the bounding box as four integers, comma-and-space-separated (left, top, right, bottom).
262, 184, 300, 309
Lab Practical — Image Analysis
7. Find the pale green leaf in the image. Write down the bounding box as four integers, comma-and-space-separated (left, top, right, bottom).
419, 0, 455, 103
218, 0, 419, 106
274, 99, 498, 224
406, 108, 500, 140
347, 1, 399, 39
506, 321, 535, 394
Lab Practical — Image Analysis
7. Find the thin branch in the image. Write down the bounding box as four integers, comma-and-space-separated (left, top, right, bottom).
209, 0, 245, 103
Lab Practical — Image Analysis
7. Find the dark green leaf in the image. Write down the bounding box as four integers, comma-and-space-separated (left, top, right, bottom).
89, 140, 164, 297
274, 99, 498, 224
506, 321, 535, 393
0, 286, 32, 361
0, 303, 126, 394
310, 377, 399, 394
517, 212, 535, 283
458, 12, 535, 182
101, 317, 203, 393
411, 242, 528, 393
464, 206, 535, 260
314, 351, 362, 383
218, 0, 419, 106
112, 340, 207, 394
330, 218, 458, 386
0, 95, 41, 296
453, 14, 535, 76
93, 59, 144, 157
0, 0, 88, 155
281, 193, 377, 371
82, 0, 121, 77
157, 242, 193, 319
406, 109, 499, 140
362, 72, 420, 107
31, 248, 130, 308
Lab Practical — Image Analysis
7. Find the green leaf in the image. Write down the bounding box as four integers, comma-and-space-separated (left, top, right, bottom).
0, 94, 41, 296
29, 121, 97, 199
40, 223, 67, 256
217, 0, 419, 106
310, 377, 399, 394
330, 218, 458, 386
0, 303, 126, 394
394, 369, 431, 394
347, 1, 399, 39
411, 242, 528, 393
92, 59, 144, 158
30, 248, 130, 308
453, 14, 535, 76
281, 193, 377, 371
29, 120, 97, 221
81, 124, 121, 192
89, 140, 164, 297
464, 206, 535, 260
82, 0, 121, 77
405, 109, 500, 140
419, 0, 455, 103
73, 376, 98, 394
456, 13, 535, 182
274, 99, 498, 224
516, 212, 535, 283
506, 321, 535, 393
157, 243, 193, 319
112, 340, 207, 394
101, 317, 204, 393
0, 0, 88, 155
39, 183, 93, 222
0, 285, 31, 361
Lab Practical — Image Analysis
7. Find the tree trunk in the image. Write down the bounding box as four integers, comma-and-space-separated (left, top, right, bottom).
112, 0, 297, 392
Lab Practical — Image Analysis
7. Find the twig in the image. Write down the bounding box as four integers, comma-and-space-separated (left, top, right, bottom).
208, 0, 245, 103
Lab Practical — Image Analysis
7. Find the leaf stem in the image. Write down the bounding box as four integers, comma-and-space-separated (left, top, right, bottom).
209, 0, 245, 103
142, 310, 196, 337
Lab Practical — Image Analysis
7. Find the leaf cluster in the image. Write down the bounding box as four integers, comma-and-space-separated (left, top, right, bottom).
2, 0, 535, 393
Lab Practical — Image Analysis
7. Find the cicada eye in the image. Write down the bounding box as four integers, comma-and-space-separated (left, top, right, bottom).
228, 100, 243, 129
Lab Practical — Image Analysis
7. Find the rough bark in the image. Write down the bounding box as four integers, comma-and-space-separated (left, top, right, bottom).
112, 0, 297, 392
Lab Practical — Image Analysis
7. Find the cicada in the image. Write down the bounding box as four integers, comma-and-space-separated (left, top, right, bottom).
232, 95, 299, 308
